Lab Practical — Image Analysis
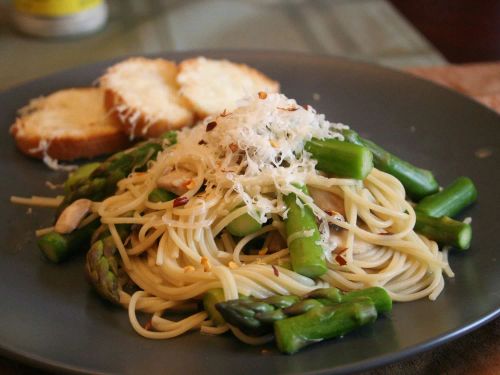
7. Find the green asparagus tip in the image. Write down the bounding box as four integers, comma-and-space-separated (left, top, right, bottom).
64, 162, 101, 193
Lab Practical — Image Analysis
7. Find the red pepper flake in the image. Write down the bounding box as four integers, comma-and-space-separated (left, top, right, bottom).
271, 265, 280, 277
228, 143, 238, 152
173, 196, 189, 207
144, 320, 153, 331
198, 140, 207, 145
258, 91, 268, 99
277, 106, 299, 111
335, 254, 347, 266
206, 121, 217, 132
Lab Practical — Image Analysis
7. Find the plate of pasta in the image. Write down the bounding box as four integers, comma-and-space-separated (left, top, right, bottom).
1, 51, 499, 375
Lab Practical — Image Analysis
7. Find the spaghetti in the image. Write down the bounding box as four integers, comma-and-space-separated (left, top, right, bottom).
90, 93, 452, 339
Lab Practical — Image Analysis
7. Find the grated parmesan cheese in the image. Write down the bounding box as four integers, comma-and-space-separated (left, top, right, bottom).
161, 93, 351, 252
29, 139, 77, 171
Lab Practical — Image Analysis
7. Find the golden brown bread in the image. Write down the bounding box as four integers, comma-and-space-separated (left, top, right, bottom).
177, 57, 280, 117
10, 87, 129, 161
100, 57, 195, 138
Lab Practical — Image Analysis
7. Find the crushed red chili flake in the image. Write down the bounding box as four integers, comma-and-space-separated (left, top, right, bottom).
144, 320, 153, 331
198, 140, 207, 145
272, 265, 280, 277
206, 121, 217, 131
258, 91, 268, 99
335, 254, 347, 266
173, 196, 189, 207
228, 143, 238, 152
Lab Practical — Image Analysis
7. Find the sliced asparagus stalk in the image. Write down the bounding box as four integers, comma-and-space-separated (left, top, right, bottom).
203, 288, 228, 326
415, 213, 472, 250
64, 162, 101, 193
274, 298, 377, 354
342, 129, 439, 200
416, 177, 477, 218
226, 211, 262, 237
284, 185, 327, 278
305, 138, 373, 180
215, 287, 391, 336
37, 220, 100, 263
58, 140, 164, 215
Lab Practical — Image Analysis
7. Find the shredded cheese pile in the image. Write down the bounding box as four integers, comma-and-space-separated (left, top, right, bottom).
163, 93, 348, 235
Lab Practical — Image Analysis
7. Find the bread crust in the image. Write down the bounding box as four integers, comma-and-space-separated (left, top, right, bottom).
100, 57, 195, 138
10, 87, 130, 161
11, 127, 129, 160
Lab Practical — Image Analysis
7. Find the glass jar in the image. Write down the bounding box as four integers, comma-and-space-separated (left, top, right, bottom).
12, 0, 108, 37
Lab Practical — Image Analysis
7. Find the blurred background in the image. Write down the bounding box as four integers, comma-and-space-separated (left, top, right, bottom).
1, 0, 497, 91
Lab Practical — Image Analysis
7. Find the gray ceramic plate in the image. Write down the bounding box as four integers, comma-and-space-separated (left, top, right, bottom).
1, 51, 499, 375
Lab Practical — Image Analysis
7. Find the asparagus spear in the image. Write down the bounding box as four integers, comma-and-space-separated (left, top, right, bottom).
64, 162, 101, 193
227, 212, 262, 237
415, 213, 472, 250
57, 140, 164, 215
305, 285, 392, 313
38, 133, 178, 263
85, 224, 133, 304
284, 185, 327, 278
203, 288, 228, 326
215, 287, 390, 336
342, 129, 439, 200
305, 138, 373, 180
148, 188, 176, 203
274, 298, 377, 354
37, 220, 100, 263
416, 177, 477, 218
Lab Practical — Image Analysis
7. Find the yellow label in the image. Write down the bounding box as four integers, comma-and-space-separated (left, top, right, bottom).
14, 0, 103, 17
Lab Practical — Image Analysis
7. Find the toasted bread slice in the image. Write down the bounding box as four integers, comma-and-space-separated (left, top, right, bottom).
177, 57, 280, 117
10, 87, 129, 161
100, 57, 195, 138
